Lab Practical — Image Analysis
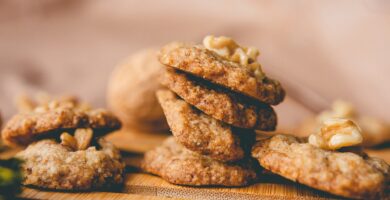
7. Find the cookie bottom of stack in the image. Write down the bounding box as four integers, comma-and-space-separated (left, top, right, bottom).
141, 137, 258, 186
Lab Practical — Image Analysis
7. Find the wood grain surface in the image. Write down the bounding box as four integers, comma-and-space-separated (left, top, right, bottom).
5, 129, 389, 199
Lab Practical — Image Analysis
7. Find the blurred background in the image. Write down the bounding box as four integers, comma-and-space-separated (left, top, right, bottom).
0, 0, 389, 130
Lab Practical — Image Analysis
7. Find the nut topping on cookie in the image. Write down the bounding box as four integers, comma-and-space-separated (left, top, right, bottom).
309, 118, 363, 150
203, 35, 265, 81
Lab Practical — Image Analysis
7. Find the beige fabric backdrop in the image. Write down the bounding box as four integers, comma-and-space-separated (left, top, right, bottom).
0, 0, 389, 130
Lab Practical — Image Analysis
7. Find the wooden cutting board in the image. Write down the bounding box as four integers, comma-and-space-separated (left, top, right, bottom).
9, 129, 390, 199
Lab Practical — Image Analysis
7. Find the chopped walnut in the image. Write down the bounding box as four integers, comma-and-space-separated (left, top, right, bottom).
308, 118, 363, 150
60, 132, 78, 150
202, 35, 265, 81
74, 128, 93, 150
60, 128, 94, 150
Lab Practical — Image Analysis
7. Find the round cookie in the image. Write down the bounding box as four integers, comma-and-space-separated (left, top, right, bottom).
251, 134, 389, 199
158, 42, 285, 105
141, 137, 258, 186
107, 48, 168, 131
156, 89, 254, 162
1, 96, 121, 146
16, 138, 125, 190
161, 68, 277, 130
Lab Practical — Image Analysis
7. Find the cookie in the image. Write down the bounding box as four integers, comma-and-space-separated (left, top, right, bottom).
156, 89, 254, 162
251, 134, 389, 199
161, 68, 277, 130
16, 138, 125, 190
158, 42, 285, 105
107, 48, 168, 131
141, 137, 258, 186
1, 96, 121, 146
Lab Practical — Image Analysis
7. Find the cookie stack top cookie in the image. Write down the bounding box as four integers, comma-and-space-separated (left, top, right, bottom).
141, 35, 286, 186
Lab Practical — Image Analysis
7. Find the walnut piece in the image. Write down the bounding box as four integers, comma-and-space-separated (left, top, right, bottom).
308, 118, 363, 150
60, 132, 78, 150
60, 128, 94, 150
202, 35, 265, 81
74, 128, 93, 150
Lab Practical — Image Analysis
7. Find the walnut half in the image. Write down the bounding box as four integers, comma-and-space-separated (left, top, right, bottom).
308, 118, 363, 150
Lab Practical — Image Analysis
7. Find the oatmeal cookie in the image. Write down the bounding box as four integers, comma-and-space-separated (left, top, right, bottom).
107, 48, 168, 131
158, 42, 285, 105
1, 96, 121, 146
156, 89, 254, 162
141, 137, 257, 186
16, 138, 125, 190
251, 134, 389, 199
161, 68, 277, 130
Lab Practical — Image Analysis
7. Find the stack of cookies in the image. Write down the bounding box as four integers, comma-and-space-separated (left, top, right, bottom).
1, 95, 125, 190
141, 35, 286, 186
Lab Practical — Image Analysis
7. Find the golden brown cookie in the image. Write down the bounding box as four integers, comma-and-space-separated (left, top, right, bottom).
161, 68, 277, 130
16, 138, 125, 190
158, 42, 285, 105
156, 89, 254, 162
251, 134, 389, 199
141, 137, 258, 186
107, 48, 168, 131
1, 96, 121, 146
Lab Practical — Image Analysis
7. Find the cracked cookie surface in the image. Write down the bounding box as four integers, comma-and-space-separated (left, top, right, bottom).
2, 96, 121, 146
251, 134, 389, 199
161, 68, 276, 130
141, 137, 257, 186
157, 89, 254, 162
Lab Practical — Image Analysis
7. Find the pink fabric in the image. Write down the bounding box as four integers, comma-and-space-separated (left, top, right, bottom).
0, 0, 389, 130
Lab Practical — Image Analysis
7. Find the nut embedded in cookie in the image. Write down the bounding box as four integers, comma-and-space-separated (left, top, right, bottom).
141, 137, 258, 187
251, 134, 389, 199
308, 118, 363, 150
158, 36, 286, 105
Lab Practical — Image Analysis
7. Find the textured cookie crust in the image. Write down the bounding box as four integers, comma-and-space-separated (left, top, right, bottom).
16, 139, 125, 190
157, 89, 254, 162
2, 97, 121, 146
161, 68, 276, 130
158, 43, 285, 105
141, 137, 257, 186
251, 135, 389, 199
107, 48, 168, 131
